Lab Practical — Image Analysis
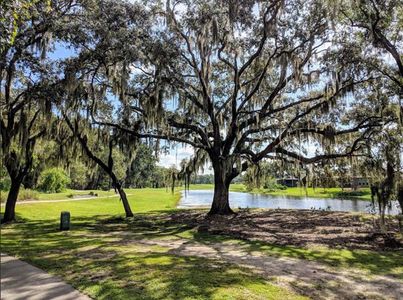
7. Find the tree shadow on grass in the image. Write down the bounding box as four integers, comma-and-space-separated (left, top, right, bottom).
1, 214, 290, 300
190, 231, 403, 280
87, 211, 403, 280
3, 211, 402, 280
102, 211, 403, 280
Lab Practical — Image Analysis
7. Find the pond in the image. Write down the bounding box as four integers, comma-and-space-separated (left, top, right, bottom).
179, 190, 400, 215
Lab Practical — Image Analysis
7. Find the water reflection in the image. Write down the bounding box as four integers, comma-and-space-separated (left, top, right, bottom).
179, 190, 400, 215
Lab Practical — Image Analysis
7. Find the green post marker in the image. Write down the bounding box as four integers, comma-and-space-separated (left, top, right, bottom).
60, 211, 70, 230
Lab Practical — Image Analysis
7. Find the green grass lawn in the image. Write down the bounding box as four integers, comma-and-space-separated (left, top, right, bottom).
1, 188, 180, 219
1, 189, 307, 300
188, 184, 372, 200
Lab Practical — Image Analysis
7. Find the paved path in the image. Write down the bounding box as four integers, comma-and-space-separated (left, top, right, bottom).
0, 253, 91, 300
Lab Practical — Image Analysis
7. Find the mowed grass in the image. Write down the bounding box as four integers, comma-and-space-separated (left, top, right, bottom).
189, 184, 372, 200
111, 211, 403, 280
2, 188, 180, 220
1, 189, 306, 300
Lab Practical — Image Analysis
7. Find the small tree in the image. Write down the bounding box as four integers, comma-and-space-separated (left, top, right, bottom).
125, 144, 157, 188
63, 116, 135, 217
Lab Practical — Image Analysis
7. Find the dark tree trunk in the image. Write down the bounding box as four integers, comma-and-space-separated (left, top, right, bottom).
2, 179, 22, 223
114, 181, 134, 218
22, 171, 36, 189
398, 185, 403, 215
209, 159, 234, 215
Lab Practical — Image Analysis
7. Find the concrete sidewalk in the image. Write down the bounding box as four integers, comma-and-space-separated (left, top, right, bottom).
0, 253, 91, 300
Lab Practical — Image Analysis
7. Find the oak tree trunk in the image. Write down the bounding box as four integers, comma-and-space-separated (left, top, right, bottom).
209, 160, 234, 215
2, 179, 22, 223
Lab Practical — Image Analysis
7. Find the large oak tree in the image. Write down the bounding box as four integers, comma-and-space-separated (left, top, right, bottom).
110, 0, 385, 214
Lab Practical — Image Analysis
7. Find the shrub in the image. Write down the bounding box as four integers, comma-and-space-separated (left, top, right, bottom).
262, 177, 287, 191
0, 177, 11, 191
38, 168, 71, 193
0, 192, 7, 203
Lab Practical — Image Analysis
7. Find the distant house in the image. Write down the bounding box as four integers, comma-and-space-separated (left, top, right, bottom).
276, 178, 299, 187
275, 177, 370, 188
336, 176, 370, 188
350, 177, 370, 188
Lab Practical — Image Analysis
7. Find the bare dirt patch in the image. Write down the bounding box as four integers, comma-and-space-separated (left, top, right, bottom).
167, 209, 402, 250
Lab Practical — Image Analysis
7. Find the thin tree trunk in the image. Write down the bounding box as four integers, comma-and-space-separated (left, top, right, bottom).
398, 215, 403, 235
209, 160, 234, 215
1, 179, 21, 223
398, 186, 403, 215
379, 204, 386, 232
114, 181, 134, 218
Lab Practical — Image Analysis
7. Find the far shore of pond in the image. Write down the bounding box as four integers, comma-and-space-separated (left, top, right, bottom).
187, 184, 372, 201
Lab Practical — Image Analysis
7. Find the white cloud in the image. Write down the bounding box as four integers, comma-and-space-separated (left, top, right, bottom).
157, 145, 194, 168
157, 145, 214, 174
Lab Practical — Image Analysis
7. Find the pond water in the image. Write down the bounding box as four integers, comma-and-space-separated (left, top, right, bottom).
179, 190, 400, 215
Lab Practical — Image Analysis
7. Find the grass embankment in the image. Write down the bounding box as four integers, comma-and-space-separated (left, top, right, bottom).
1, 189, 307, 300
258, 186, 371, 200
188, 184, 372, 200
